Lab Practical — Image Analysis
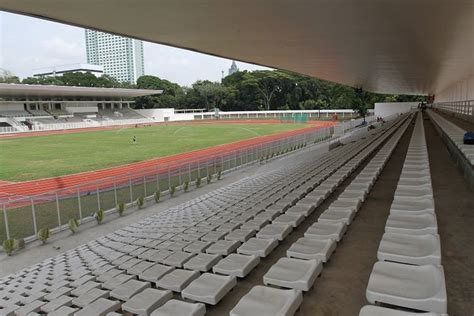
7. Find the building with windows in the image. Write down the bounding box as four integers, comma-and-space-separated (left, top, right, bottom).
85, 30, 144, 84
33, 63, 104, 78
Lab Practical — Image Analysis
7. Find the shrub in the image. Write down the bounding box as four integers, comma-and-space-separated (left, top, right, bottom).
117, 202, 125, 216
14, 238, 25, 250
37, 227, 50, 244
184, 181, 189, 192
196, 177, 201, 187
217, 170, 222, 180
95, 209, 104, 224
68, 218, 80, 233
170, 186, 176, 196
207, 174, 212, 184
136, 196, 144, 209
2, 239, 16, 256
154, 191, 161, 203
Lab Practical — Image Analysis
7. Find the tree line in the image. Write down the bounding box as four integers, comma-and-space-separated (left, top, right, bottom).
1, 69, 425, 115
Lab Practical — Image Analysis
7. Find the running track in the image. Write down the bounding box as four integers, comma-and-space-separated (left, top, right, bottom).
0, 121, 335, 202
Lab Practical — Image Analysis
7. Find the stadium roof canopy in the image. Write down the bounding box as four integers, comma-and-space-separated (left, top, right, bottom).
0, 83, 163, 98
1, 0, 473, 96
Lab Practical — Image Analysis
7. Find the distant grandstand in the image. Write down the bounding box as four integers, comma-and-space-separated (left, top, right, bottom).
0, 83, 162, 133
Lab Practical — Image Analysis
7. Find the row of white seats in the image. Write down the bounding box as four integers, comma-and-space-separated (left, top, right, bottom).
362, 112, 448, 316
427, 109, 474, 165
0, 115, 410, 316
230, 115, 413, 315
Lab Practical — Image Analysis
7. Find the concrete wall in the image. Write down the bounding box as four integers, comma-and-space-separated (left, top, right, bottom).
65, 105, 98, 113
0, 103, 24, 111
374, 102, 418, 117
135, 108, 175, 122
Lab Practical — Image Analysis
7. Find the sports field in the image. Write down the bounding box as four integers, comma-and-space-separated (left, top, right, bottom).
0, 122, 311, 181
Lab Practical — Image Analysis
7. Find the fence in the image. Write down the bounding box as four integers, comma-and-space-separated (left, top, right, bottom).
434, 100, 474, 116
0, 124, 342, 243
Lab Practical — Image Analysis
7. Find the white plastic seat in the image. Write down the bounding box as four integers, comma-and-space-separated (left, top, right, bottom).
139, 264, 175, 283
205, 240, 241, 255
390, 198, 434, 214
366, 262, 447, 313
110, 279, 150, 301
181, 273, 237, 305
162, 251, 196, 268
75, 298, 121, 316
287, 237, 336, 262
330, 199, 361, 212
230, 285, 302, 316
237, 238, 278, 258
150, 299, 205, 316
122, 288, 172, 316
304, 222, 346, 242
212, 254, 260, 278
285, 204, 314, 217
256, 224, 292, 241
263, 257, 322, 291
225, 228, 256, 242
155, 269, 200, 292
273, 214, 304, 227
385, 213, 438, 235
183, 241, 213, 254
377, 233, 441, 266
318, 208, 355, 225
359, 305, 444, 316
183, 253, 222, 272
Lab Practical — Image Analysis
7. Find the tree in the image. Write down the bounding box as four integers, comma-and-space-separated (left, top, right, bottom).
0, 69, 20, 83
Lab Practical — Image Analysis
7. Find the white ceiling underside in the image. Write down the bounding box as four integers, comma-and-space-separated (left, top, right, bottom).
1, 0, 473, 95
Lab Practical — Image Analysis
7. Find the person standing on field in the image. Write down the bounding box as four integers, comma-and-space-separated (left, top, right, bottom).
132, 136, 137, 145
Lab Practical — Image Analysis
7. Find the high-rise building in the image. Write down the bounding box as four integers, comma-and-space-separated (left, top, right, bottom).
85, 30, 144, 84
228, 61, 239, 76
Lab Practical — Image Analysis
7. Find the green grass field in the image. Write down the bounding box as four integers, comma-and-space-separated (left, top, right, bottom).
0, 123, 309, 181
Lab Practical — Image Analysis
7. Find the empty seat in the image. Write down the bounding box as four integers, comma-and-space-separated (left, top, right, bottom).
183, 253, 222, 272
212, 254, 260, 278
304, 222, 346, 242
230, 285, 302, 316
273, 214, 304, 227
150, 299, 205, 316
318, 208, 355, 225
205, 240, 241, 255
287, 237, 336, 262
256, 223, 292, 241
263, 257, 322, 291
181, 273, 237, 305
155, 269, 200, 292
122, 288, 172, 316
237, 238, 278, 258
139, 264, 174, 283
75, 298, 121, 316
366, 262, 447, 313
377, 233, 441, 266
225, 228, 256, 242
359, 305, 444, 316
110, 279, 150, 301
385, 213, 438, 235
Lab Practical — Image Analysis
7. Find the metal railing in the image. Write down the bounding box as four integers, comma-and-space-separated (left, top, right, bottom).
434, 100, 474, 116
0, 124, 345, 243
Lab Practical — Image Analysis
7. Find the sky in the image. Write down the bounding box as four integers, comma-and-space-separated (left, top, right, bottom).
0, 12, 270, 87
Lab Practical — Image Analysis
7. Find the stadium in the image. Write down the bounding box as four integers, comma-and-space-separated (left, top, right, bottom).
0, 1, 473, 316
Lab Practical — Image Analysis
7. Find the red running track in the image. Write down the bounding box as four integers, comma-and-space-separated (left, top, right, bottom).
0, 121, 335, 201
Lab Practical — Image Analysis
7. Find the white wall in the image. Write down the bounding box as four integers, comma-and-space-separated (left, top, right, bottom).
134, 108, 174, 121
374, 102, 418, 117
0, 102, 24, 111
65, 106, 98, 113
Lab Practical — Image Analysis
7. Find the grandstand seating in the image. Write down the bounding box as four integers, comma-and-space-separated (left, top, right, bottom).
363, 113, 447, 314
0, 110, 31, 117
0, 113, 414, 315
428, 109, 474, 165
